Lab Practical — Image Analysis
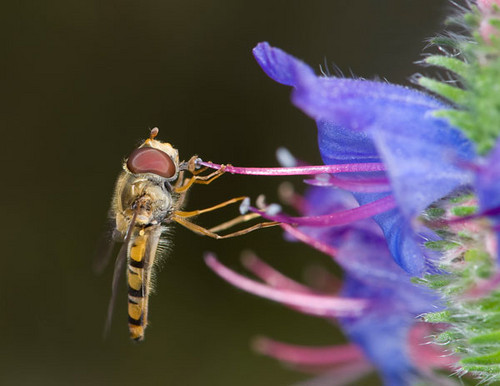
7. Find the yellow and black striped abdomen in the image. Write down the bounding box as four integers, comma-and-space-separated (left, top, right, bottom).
127, 227, 161, 341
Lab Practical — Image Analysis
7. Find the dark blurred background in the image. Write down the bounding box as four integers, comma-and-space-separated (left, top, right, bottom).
3, 0, 450, 385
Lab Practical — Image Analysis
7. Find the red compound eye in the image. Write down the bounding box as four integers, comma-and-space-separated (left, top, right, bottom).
126, 147, 176, 178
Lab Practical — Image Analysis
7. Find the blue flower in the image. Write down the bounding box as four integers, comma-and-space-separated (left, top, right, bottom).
200, 41, 482, 386
309, 187, 441, 386
473, 138, 500, 260
475, 140, 500, 216
205, 186, 450, 385
253, 42, 476, 275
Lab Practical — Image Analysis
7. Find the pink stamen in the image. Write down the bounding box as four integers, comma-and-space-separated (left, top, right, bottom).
205, 253, 367, 317
291, 361, 374, 385
241, 252, 341, 315
253, 337, 365, 366
407, 323, 457, 371
278, 182, 310, 214
304, 266, 342, 294
241, 251, 315, 293
304, 175, 391, 193
252, 195, 396, 227
281, 224, 338, 257
199, 160, 385, 176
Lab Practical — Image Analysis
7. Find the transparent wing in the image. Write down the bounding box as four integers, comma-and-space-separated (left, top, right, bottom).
103, 211, 137, 338
92, 221, 124, 275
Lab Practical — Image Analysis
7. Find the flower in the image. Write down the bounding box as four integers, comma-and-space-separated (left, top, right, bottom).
251, 42, 476, 275
196, 1, 500, 383
206, 186, 453, 385
201, 41, 476, 274
474, 138, 500, 258
296, 187, 451, 386
195, 38, 478, 384
195, 35, 492, 383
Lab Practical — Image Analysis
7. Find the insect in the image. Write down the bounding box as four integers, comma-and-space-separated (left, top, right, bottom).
102, 128, 276, 341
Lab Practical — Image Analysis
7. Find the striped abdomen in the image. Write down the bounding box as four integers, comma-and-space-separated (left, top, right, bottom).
127, 226, 161, 341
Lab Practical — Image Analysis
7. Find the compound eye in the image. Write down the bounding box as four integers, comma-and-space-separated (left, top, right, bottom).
126, 147, 176, 178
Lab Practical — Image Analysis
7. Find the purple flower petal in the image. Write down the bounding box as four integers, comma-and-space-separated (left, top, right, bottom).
337, 232, 439, 386
476, 138, 500, 214
294, 185, 440, 384
474, 138, 500, 260
252, 43, 316, 87
253, 42, 476, 274
253, 42, 474, 215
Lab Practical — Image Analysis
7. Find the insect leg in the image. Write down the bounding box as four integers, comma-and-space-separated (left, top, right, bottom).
174, 196, 248, 218
172, 215, 280, 239
174, 156, 207, 191
208, 213, 261, 233
185, 155, 208, 176
174, 165, 227, 193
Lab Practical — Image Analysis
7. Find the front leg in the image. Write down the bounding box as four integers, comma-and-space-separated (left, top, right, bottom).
174, 164, 227, 194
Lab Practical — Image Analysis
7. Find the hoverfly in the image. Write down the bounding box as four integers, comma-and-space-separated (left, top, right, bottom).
102, 128, 276, 341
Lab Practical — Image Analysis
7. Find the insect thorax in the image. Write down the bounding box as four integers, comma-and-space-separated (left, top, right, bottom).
113, 172, 175, 234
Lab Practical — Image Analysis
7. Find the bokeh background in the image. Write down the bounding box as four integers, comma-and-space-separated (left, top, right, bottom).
3, 0, 451, 385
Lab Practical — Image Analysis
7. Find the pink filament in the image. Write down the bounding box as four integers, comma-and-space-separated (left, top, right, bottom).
253, 337, 365, 366
253, 195, 396, 227
205, 253, 367, 317
199, 160, 385, 176
278, 182, 310, 213
291, 362, 374, 385
241, 252, 314, 293
304, 176, 391, 193
242, 252, 342, 315
303, 266, 343, 294
281, 224, 338, 257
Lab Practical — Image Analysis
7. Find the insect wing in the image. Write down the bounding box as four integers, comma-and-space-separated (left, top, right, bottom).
92, 224, 123, 275
103, 211, 137, 338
